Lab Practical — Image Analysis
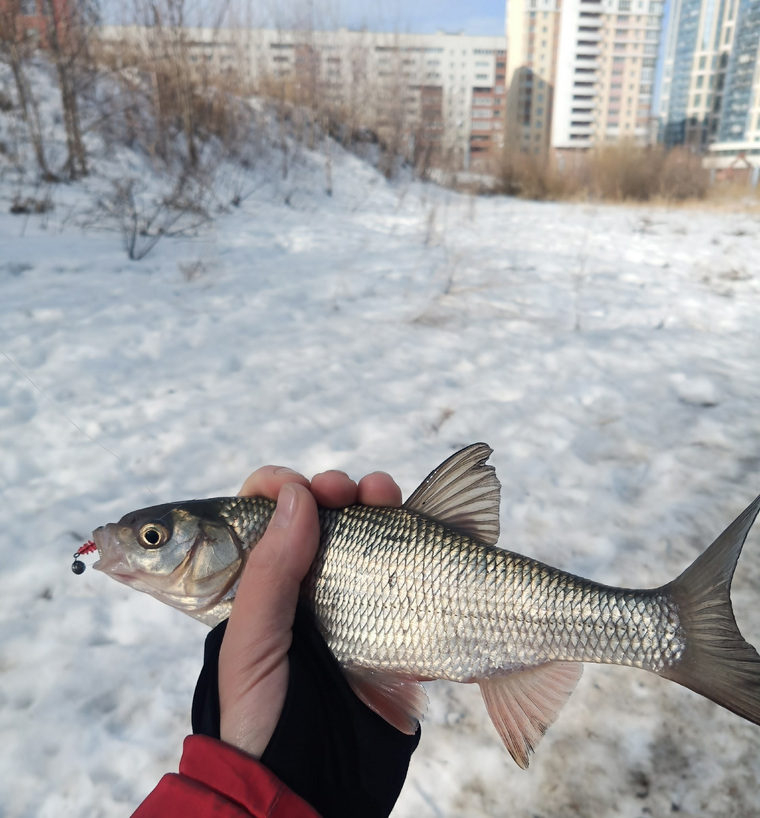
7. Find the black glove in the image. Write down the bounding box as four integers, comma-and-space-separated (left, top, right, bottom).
192, 603, 421, 818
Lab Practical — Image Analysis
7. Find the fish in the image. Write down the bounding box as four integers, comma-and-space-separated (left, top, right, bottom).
88, 443, 760, 768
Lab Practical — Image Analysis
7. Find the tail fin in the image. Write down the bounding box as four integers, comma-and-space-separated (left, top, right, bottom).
659, 493, 760, 724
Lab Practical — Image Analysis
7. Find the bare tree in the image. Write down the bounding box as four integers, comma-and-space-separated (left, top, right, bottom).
0, 0, 53, 178
130, 0, 230, 172
90, 174, 213, 260
42, 0, 92, 178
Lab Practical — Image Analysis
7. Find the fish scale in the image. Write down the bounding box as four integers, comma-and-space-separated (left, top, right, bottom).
216, 499, 685, 682
89, 443, 760, 768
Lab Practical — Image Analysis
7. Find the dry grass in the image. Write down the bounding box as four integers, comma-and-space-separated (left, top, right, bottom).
497, 148, 571, 200
496, 142, 721, 204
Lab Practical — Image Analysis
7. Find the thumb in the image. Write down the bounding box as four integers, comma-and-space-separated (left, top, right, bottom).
218, 483, 320, 757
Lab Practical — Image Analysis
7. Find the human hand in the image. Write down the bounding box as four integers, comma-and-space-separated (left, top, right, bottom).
219, 465, 403, 757
191, 464, 420, 818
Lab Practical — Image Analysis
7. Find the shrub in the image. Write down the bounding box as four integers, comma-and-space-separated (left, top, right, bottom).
496, 148, 572, 200
659, 147, 708, 201
496, 142, 712, 204
589, 142, 664, 201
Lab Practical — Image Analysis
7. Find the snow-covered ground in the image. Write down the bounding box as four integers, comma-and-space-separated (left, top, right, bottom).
3, 62, 760, 818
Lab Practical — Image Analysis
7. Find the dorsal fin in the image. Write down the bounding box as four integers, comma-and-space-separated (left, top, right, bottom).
403, 443, 500, 545
479, 662, 583, 768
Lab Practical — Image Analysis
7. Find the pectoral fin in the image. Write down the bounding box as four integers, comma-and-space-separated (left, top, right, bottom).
479, 662, 583, 768
345, 667, 428, 735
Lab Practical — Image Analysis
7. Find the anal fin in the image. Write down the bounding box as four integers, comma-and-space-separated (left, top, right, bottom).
478, 662, 583, 768
345, 667, 428, 735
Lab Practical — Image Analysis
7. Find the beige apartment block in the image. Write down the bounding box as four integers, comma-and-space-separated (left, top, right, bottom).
99, 25, 507, 171
506, 0, 664, 154
506, 0, 561, 154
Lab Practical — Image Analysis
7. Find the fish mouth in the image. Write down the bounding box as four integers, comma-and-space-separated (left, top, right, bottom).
91, 525, 135, 581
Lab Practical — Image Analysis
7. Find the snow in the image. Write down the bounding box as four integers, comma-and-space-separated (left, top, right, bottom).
3, 61, 760, 817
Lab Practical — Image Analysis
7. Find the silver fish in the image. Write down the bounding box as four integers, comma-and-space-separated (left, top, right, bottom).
90, 443, 760, 767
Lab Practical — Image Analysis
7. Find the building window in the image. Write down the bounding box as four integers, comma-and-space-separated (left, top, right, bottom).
619, 0, 631, 9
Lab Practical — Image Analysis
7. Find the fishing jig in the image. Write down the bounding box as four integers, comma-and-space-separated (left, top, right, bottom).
72, 541, 97, 574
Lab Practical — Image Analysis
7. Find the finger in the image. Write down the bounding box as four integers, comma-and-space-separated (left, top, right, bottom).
219, 483, 319, 757
237, 465, 310, 498
235, 483, 319, 630
357, 471, 403, 507
310, 470, 358, 508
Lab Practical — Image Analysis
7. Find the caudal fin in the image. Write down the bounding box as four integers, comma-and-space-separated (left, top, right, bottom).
659, 493, 760, 724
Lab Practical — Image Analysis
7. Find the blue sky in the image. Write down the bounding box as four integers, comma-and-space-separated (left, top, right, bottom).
233, 0, 508, 36
107, 1, 508, 36
336, 0, 507, 35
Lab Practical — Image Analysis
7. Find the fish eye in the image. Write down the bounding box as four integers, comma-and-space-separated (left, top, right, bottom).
138, 522, 170, 549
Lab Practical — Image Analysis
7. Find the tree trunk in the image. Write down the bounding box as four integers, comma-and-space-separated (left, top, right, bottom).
1, 26, 52, 178
43, 0, 88, 179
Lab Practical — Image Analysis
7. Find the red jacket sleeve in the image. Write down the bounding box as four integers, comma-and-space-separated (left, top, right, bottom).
132, 735, 322, 818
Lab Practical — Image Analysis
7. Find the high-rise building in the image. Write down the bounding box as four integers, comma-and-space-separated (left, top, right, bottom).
506, 0, 665, 154
505, 0, 561, 155
715, 0, 760, 146
658, 0, 739, 148
659, 0, 760, 175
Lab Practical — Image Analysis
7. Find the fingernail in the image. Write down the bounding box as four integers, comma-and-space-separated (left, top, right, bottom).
271, 484, 298, 529
273, 466, 301, 477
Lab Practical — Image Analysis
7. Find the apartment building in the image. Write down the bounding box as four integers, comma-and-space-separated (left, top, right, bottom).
710, 0, 760, 171
659, 0, 741, 148
1, 0, 71, 49
659, 0, 759, 175
718, 0, 760, 136
99, 26, 507, 171
506, 0, 665, 153
505, 0, 561, 154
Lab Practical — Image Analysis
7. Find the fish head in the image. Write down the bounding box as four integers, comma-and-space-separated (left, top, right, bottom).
92, 500, 245, 617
